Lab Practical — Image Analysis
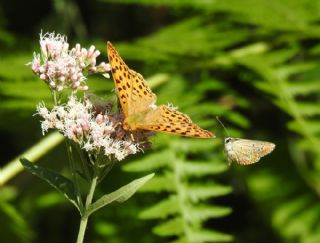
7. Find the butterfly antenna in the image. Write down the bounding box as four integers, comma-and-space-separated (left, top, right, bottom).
216, 116, 230, 137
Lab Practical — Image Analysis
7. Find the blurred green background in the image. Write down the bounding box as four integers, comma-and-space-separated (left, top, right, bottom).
1, 0, 320, 242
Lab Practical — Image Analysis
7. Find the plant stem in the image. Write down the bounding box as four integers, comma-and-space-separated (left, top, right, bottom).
77, 216, 89, 243
66, 141, 83, 210
1, 132, 64, 186
76, 175, 98, 243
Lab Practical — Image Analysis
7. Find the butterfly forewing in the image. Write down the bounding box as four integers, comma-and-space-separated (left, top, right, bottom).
107, 42, 156, 117
225, 138, 275, 165
107, 42, 214, 138
107, 42, 130, 117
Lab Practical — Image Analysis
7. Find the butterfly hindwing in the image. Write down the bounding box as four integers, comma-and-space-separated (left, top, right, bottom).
225, 138, 275, 165
137, 105, 213, 138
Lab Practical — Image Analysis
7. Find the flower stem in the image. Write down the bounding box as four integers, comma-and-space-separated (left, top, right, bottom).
76, 175, 98, 243
76, 216, 89, 243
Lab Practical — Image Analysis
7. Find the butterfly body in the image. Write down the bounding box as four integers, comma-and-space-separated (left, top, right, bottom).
107, 42, 214, 138
224, 137, 275, 165
122, 109, 146, 130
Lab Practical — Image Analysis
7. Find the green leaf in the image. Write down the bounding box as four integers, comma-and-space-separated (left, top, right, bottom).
281, 203, 320, 239
0, 186, 17, 202
19, 158, 80, 211
0, 202, 34, 242
86, 173, 154, 216
288, 120, 320, 135
189, 229, 234, 242
188, 183, 233, 202
182, 161, 229, 176
0, 54, 34, 79
186, 205, 232, 223
123, 150, 173, 172
273, 195, 315, 231
139, 195, 179, 219
153, 217, 183, 237
137, 172, 175, 193
286, 81, 320, 96
170, 139, 217, 153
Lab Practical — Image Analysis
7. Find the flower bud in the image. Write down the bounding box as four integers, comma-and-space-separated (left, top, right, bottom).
40, 74, 47, 80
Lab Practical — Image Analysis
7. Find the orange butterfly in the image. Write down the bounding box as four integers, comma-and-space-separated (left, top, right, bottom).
107, 42, 214, 138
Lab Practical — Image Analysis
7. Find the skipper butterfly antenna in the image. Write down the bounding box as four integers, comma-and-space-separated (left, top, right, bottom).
215, 116, 230, 137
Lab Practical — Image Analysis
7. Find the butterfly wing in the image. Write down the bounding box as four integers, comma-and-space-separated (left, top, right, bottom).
107, 42, 214, 138
107, 42, 156, 118
228, 138, 275, 165
136, 105, 214, 138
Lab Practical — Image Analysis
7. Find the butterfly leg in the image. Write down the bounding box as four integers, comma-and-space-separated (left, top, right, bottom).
130, 133, 136, 142
113, 121, 123, 129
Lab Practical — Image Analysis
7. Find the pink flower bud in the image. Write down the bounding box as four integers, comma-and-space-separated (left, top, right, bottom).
103, 115, 109, 122
40, 74, 47, 80
73, 44, 81, 56
96, 114, 104, 124
81, 48, 87, 57
103, 73, 110, 79
73, 81, 80, 88
81, 121, 90, 132
93, 50, 100, 59
63, 43, 69, 52
105, 63, 111, 71
32, 64, 40, 73
79, 85, 88, 91
71, 73, 78, 81
127, 144, 137, 154
56, 85, 63, 91
58, 76, 65, 82
39, 66, 46, 73
75, 126, 83, 138
98, 62, 111, 73
88, 45, 95, 57
80, 62, 86, 69
89, 67, 97, 73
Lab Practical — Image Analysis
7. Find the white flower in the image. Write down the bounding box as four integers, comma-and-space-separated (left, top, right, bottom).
39, 32, 68, 60
30, 32, 111, 92
37, 95, 147, 161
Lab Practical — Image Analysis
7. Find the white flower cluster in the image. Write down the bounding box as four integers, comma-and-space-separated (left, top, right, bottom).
31, 32, 111, 92
37, 96, 139, 161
